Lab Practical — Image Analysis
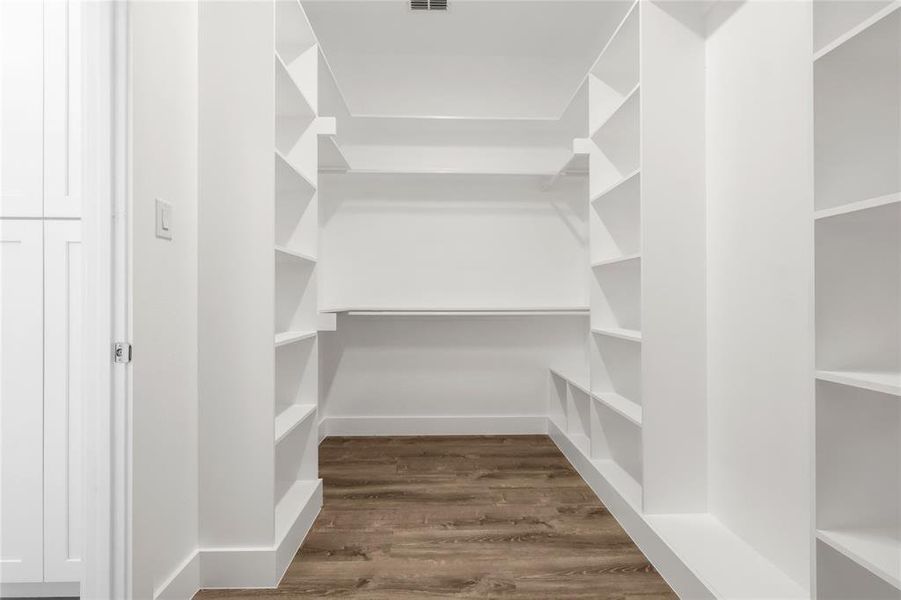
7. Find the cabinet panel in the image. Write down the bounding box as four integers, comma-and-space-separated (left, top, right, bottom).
0, 1, 44, 217
0, 221, 44, 582
43, 0, 82, 218
43, 220, 82, 582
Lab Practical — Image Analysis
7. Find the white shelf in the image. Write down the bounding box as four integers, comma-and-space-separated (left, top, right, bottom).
275, 149, 316, 195
591, 169, 640, 204
274, 330, 317, 348
275, 245, 317, 264
814, 192, 901, 221
274, 403, 317, 444
591, 84, 640, 140
592, 326, 642, 343
318, 134, 350, 173
817, 528, 901, 590
592, 457, 642, 511
814, 2, 900, 62
816, 369, 901, 397
593, 391, 642, 427
647, 513, 808, 600
323, 307, 590, 317
275, 479, 319, 543
592, 253, 641, 269
274, 51, 315, 119
549, 367, 591, 396
543, 138, 592, 189
342, 169, 556, 178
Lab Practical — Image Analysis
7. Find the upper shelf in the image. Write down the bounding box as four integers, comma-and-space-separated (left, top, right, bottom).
814, 192, 900, 221
816, 369, 901, 397
322, 307, 590, 317
814, 1, 899, 61
592, 253, 641, 269
589, 1, 639, 95
593, 391, 642, 427
275, 51, 316, 121
591, 169, 640, 205
592, 326, 642, 343
275, 149, 316, 196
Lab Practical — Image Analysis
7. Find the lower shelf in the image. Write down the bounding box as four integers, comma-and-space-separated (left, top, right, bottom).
274, 404, 317, 444
593, 391, 642, 427
817, 528, 901, 590
548, 418, 807, 600
275, 479, 320, 545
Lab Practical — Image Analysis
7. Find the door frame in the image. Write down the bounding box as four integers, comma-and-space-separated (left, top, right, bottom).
81, 1, 130, 598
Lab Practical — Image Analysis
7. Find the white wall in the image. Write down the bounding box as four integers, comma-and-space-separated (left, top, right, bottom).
705, 0, 814, 590
320, 174, 588, 310
129, 1, 200, 597
320, 315, 588, 432
198, 0, 275, 551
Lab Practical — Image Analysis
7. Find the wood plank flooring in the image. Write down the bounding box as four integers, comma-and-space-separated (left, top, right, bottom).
195, 435, 675, 599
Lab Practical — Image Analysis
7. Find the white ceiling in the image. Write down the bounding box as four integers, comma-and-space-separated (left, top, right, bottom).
304, 0, 632, 119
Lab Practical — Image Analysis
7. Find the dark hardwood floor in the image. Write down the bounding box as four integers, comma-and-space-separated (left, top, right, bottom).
196, 435, 675, 599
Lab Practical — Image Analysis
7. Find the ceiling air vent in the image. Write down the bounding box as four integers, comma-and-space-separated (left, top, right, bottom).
411, 0, 447, 10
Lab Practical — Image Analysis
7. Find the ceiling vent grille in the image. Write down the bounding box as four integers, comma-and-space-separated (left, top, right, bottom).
411, 0, 447, 10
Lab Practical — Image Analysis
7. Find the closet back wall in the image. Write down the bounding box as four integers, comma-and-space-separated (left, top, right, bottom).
319, 173, 588, 434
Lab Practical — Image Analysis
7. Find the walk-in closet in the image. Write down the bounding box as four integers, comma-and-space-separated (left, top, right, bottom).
1, 0, 898, 598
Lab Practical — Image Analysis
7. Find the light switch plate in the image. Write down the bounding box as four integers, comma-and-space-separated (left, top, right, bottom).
155, 199, 173, 240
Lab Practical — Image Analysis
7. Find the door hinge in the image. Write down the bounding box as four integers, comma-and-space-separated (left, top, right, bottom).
113, 342, 132, 364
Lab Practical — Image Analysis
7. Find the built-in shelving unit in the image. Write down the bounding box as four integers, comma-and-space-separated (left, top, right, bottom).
814, 2, 900, 596
583, 0, 644, 513
271, 0, 323, 580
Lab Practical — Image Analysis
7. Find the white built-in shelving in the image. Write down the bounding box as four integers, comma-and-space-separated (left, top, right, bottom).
814, 1, 901, 596
324, 307, 589, 317
270, 0, 323, 577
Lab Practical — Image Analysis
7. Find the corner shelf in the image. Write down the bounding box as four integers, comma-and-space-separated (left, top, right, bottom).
816, 369, 901, 397
592, 253, 641, 268
591, 326, 642, 343
591, 169, 640, 204
814, 192, 900, 221
275, 403, 317, 444
592, 391, 642, 427
591, 84, 640, 141
318, 134, 349, 173
275, 479, 320, 544
814, 2, 900, 62
817, 528, 901, 590
275, 245, 317, 264
275, 149, 317, 196
274, 51, 316, 119
274, 330, 317, 348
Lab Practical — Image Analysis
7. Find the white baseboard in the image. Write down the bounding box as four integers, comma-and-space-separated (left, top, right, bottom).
199, 480, 322, 591
320, 415, 549, 437
0, 581, 79, 598
154, 549, 200, 600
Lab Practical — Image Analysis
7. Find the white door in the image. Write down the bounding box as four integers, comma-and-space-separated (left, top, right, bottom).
0, 220, 44, 582
43, 220, 83, 582
0, 1, 44, 218
43, 0, 83, 219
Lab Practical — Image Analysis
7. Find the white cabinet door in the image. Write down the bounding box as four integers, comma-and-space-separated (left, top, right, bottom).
43, 1, 82, 218
0, 1, 45, 217
0, 220, 44, 582
43, 220, 82, 582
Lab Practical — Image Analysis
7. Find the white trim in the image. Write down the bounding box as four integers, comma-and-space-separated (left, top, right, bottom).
321, 415, 548, 437
81, 1, 130, 599
547, 421, 713, 599
0, 582, 81, 598
198, 481, 322, 590
153, 551, 200, 600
